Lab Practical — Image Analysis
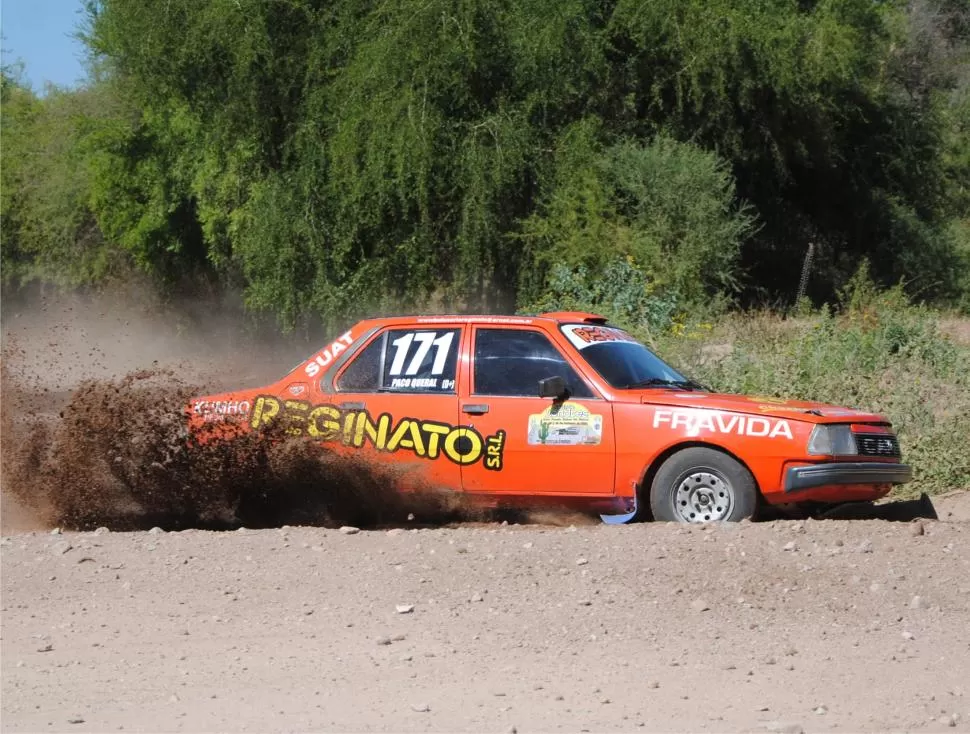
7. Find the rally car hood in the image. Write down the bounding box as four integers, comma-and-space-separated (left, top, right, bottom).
634, 390, 890, 424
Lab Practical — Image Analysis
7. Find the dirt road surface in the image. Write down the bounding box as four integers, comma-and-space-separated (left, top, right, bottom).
3, 494, 970, 733
3, 292, 969, 732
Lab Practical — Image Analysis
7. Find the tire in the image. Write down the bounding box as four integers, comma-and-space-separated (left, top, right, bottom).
649, 447, 758, 523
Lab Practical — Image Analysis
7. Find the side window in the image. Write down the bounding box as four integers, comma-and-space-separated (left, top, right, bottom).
474, 329, 594, 398
335, 336, 382, 392
336, 328, 460, 393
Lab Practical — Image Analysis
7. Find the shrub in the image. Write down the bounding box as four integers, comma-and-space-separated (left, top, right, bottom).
658, 286, 969, 495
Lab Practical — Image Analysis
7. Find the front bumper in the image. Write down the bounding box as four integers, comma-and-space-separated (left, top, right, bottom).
784, 462, 913, 493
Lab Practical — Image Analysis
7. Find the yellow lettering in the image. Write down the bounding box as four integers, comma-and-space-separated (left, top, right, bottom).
421, 423, 451, 459
354, 412, 391, 449
386, 419, 426, 456
443, 428, 483, 465
307, 404, 341, 440
483, 430, 506, 471
342, 412, 356, 444
249, 396, 281, 429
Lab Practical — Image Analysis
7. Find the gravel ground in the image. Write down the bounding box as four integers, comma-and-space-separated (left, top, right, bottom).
3, 494, 970, 733
3, 293, 969, 732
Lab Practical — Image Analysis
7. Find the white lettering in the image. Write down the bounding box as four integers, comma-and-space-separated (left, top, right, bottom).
747, 417, 770, 437
651, 409, 794, 440
305, 331, 356, 377
769, 420, 793, 439
715, 414, 739, 433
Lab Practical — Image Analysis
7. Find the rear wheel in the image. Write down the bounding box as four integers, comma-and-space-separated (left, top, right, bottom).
650, 447, 757, 523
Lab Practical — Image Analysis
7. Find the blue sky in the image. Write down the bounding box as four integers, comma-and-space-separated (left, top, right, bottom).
2, 0, 88, 92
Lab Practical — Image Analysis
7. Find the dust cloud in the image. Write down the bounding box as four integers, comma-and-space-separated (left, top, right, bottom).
0, 287, 489, 531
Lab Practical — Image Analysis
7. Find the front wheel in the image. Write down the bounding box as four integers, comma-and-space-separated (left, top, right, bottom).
649, 448, 758, 523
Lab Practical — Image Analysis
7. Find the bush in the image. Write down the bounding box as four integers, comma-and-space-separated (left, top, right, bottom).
657, 283, 970, 495
520, 258, 679, 334
519, 131, 756, 314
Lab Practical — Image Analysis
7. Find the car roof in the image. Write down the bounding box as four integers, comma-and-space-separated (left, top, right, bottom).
357, 311, 609, 329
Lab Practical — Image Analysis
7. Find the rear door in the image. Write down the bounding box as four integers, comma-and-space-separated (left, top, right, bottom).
329, 325, 464, 490
459, 326, 615, 496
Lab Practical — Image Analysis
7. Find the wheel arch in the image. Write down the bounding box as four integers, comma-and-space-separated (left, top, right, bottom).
636, 441, 763, 520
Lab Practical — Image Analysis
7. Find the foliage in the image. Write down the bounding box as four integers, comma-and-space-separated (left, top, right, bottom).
521, 258, 680, 335
1, 0, 969, 328
519, 131, 755, 310
0, 72, 121, 285
657, 275, 970, 494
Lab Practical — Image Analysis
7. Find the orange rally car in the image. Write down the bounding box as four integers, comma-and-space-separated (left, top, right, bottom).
187, 312, 913, 523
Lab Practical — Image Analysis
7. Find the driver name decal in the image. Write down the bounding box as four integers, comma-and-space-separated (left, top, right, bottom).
653, 409, 794, 440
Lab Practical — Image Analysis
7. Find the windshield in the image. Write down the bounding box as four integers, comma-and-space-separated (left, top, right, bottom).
560, 324, 695, 390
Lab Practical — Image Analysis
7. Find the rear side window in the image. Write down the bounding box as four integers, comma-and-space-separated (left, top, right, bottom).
336, 336, 382, 391
336, 328, 460, 393
473, 329, 594, 398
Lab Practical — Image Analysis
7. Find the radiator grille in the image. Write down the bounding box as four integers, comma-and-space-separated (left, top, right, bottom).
855, 433, 901, 458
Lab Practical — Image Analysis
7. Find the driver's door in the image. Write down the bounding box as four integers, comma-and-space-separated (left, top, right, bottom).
459, 326, 615, 495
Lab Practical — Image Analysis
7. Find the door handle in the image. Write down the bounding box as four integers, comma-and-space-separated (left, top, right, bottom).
462, 404, 489, 415
339, 402, 366, 410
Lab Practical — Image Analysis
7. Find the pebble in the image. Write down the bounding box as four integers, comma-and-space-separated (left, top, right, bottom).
814, 705, 828, 715
910, 522, 925, 537
339, 526, 360, 535
67, 717, 85, 724
857, 539, 873, 553
93, 527, 110, 536
782, 541, 797, 552
901, 630, 915, 641
148, 527, 163, 535
690, 598, 711, 613
909, 595, 925, 609
411, 703, 430, 713
51, 541, 73, 556
766, 723, 804, 734
576, 558, 589, 566
648, 681, 660, 689
376, 636, 392, 646
396, 604, 414, 614
50, 528, 62, 535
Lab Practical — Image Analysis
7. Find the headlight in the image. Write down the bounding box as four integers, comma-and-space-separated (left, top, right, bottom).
807, 425, 858, 456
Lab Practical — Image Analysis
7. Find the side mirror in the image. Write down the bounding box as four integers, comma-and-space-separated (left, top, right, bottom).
538, 375, 568, 400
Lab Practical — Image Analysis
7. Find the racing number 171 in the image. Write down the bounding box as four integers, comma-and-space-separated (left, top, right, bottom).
388, 332, 454, 376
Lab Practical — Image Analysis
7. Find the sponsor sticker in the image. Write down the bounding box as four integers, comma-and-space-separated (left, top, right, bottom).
415, 316, 533, 325
193, 399, 252, 423
305, 331, 354, 378
527, 401, 603, 446
653, 408, 794, 440
562, 324, 636, 351
248, 396, 506, 470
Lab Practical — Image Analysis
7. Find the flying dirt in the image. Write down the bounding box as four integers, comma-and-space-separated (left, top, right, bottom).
0, 289, 488, 532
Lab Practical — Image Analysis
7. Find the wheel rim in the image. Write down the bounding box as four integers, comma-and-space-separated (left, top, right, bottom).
672, 469, 734, 523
